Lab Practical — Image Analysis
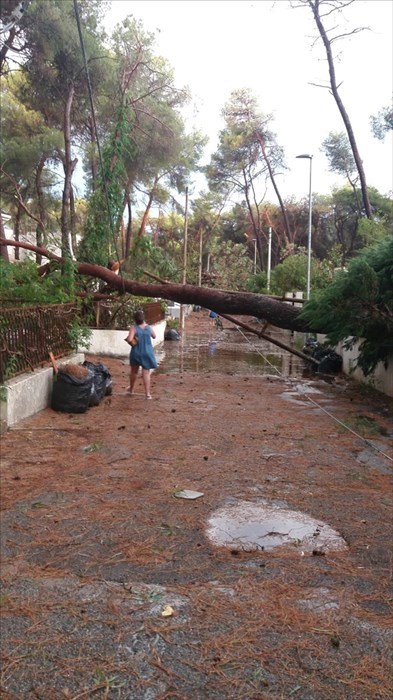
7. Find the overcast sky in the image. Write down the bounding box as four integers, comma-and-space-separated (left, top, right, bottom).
106, 0, 393, 201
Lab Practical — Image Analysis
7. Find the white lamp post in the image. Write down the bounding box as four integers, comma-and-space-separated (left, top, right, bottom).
267, 226, 272, 292
296, 154, 313, 300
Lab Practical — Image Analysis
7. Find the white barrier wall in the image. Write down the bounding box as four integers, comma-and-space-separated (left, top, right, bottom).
79, 320, 166, 357
0, 353, 85, 430
0, 321, 166, 431
336, 340, 393, 398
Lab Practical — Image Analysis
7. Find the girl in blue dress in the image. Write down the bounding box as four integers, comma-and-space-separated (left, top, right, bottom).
126, 310, 158, 399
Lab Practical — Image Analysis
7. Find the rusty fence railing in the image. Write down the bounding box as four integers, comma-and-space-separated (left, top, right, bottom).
141, 301, 166, 325
88, 300, 165, 329
0, 303, 78, 383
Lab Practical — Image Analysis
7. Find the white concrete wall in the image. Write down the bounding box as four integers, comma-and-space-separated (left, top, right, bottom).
337, 340, 393, 398
78, 320, 166, 357
317, 333, 392, 398
0, 321, 166, 431
1, 353, 84, 430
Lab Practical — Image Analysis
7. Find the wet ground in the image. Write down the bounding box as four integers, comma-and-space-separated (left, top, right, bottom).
1, 310, 392, 699
156, 323, 305, 377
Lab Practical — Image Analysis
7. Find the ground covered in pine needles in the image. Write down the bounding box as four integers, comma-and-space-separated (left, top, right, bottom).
1, 311, 392, 699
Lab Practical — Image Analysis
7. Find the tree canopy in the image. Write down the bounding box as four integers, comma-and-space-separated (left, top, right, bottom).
0, 0, 392, 377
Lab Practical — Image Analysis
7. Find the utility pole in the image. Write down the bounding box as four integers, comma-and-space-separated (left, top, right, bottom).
267, 227, 272, 291
179, 186, 189, 331
198, 226, 203, 286
296, 154, 313, 299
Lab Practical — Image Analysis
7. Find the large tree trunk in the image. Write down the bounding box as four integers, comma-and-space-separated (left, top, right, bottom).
35, 156, 47, 264
255, 131, 292, 243
308, 0, 372, 219
60, 84, 78, 257
0, 215, 10, 262
137, 176, 159, 238
13, 204, 22, 261
0, 238, 313, 333
0, 25, 16, 74
125, 195, 133, 259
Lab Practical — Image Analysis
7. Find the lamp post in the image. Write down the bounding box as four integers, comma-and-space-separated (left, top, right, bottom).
179, 185, 189, 331
267, 226, 272, 292
296, 154, 313, 300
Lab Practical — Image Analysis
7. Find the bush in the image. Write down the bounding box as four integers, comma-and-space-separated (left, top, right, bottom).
299, 237, 393, 375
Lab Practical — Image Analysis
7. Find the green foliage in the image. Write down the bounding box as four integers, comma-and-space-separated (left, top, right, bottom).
67, 319, 92, 351
370, 105, 393, 141
79, 106, 135, 265
166, 316, 180, 331
2, 354, 20, 382
300, 237, 393, 375
269, 249, 338, 296
0, 259, 75, 305
244, 272, 267, 293
104, 296, 156, 330
321, 131, 356, 181
358, 217, 390, 246
130, 235, 180, 281
208, 237, 255, 290
206, 88, 285, 200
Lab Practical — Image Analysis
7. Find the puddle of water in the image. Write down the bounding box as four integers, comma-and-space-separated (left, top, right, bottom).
206, 501, 347, 553
156, 328, 307, 378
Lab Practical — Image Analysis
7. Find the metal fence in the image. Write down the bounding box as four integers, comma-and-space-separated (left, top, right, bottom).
89, 300, 165, 329
0, 303, 77, 383
141, 301, 166, 325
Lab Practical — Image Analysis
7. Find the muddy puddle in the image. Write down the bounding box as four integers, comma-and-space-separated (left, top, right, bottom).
206, 501, 348, 553
156, 327, 307, 377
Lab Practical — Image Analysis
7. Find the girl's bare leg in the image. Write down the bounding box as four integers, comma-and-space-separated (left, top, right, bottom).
142, 369, 152, 398
129, 365, 139, 394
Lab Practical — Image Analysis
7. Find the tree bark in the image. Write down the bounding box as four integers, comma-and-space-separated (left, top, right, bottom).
0, 215, 10, 262
14, 204, 22, 261
137, 176, 158, 238
308, 0, 372, 219
0, 238, 313, 333
35, 156, 47, 264
255, 131, 292, 243
125, 195, 132, 259
0, 25, 16, 74
60, 84, 78, 257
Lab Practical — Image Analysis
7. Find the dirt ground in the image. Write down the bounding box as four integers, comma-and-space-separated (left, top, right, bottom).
1, 311, 392, 700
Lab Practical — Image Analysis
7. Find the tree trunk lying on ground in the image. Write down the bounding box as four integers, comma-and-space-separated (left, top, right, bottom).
0, 239, 315, 333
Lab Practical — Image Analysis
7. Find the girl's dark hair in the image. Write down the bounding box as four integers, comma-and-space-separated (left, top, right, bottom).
134, 310, 145, 325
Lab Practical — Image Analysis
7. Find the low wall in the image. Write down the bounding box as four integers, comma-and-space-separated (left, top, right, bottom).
316, 333, 392, 398
0, 352, 84, 431
79, 319, 166, 357
0, 321, 167, 431
336, 340, 393, 398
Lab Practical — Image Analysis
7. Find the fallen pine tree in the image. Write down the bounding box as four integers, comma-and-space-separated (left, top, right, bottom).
0, 238, 314, 334
2, 236, 392, 377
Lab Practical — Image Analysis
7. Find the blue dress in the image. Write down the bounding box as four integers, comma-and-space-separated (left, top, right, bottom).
130, 325, 158, 370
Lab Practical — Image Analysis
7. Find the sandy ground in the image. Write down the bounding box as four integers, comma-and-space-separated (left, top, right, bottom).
1, 311, 392, 699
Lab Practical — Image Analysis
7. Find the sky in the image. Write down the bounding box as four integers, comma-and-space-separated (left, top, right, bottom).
105, 0, 393, 202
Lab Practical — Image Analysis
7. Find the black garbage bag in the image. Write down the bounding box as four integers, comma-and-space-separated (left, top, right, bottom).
318, 351, 343, 374
164, 328, 181, 341
83, 360, 113, 403
51, 367, 94, 413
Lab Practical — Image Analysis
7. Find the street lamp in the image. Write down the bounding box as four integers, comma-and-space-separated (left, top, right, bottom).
296, 154, 313, 300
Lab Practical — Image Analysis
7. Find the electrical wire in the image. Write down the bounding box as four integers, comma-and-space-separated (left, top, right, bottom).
235, 325, 282, 376
73, 0, 124, 287
235, 323, 393, 464
0, 0, 29, 34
